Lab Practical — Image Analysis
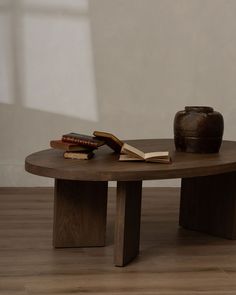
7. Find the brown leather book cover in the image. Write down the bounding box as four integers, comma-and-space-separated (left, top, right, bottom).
50, 140, 93, 152
62, 133, 104, 148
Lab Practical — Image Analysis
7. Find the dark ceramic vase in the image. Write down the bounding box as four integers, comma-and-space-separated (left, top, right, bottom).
174, 106, 224, 153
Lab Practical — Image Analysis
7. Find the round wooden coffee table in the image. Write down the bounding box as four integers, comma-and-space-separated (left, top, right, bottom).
25, 139, 236, 266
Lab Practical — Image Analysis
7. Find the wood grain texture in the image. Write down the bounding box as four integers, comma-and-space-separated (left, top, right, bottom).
53, 179, 108, 247
180, 172, 236, 239
25, 140, 236, 181
2, 187, 236, 294
114, 181, 142, 266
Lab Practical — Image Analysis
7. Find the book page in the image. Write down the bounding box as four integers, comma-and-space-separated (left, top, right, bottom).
121, 143, 145, 159
144, 151, 169, 160
119, 154, 143, 161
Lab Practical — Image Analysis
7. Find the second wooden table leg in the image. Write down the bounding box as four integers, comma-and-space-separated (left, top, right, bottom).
114, 181, 142, 266
180, 172, 236, 239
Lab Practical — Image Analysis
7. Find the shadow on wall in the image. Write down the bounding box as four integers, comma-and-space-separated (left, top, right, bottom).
0, 0, 107, 186
2, 0, 233, 186
8, 0, 230, 146
0, 0, 180, 144
1, 0, 235, 136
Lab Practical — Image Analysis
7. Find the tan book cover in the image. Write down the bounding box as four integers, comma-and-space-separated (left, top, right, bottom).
93, 131, 123, 153
63, 151, 94, 160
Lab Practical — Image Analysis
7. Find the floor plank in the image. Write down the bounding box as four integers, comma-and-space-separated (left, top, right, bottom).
1, 187, 236, 294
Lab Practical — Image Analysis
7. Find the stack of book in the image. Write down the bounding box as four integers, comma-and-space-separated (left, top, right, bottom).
50, 133, 105, 160
50, 131, 171, 163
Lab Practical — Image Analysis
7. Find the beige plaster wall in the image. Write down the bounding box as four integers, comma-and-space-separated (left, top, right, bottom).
0, 0, 235, 186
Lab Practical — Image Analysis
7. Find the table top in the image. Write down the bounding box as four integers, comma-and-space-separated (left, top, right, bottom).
25, 139, 236, 181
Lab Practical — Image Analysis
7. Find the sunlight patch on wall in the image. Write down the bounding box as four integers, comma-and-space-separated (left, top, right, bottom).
22, 1, 98, 121
0, 13, 13, 104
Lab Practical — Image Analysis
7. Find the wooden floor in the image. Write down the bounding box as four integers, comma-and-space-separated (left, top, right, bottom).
1, 187, 236, 295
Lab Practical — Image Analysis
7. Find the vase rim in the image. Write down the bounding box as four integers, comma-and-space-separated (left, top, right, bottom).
185, 106, 214, 113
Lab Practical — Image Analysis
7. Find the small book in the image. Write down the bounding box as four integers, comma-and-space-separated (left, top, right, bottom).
93, 131, 124, 153
120, 143, 171, 163
62, 133, 104, 148
50, 140, 93, 152
63, 151, 94, 160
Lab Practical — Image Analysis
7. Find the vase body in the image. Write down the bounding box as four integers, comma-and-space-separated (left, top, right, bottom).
174, 106, 224, 153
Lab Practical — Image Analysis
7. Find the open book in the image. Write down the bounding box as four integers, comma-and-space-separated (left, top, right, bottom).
119, 143, 171, 163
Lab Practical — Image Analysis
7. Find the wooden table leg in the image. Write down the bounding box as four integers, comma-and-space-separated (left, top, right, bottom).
180, 171, 236, 239
53, 179, 108, 248
114, 181, 142, 266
